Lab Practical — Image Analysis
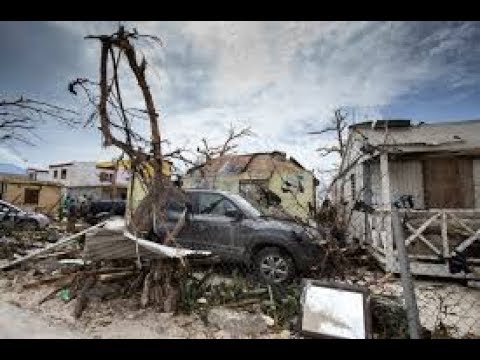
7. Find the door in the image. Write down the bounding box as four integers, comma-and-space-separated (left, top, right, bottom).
423, 158, 474, 208
189, 192, 241, 259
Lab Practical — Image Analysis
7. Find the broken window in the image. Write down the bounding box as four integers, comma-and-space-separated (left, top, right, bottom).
53, 170, 58, 179
24, 188, 39, 205
99, 172, 111, 182
61, 169, 67, 179
197, 193, 237, 217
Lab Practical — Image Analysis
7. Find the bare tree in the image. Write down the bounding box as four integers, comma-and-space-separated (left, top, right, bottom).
69, 26, 189, 310
0, 96, 78, 145
309, 108, 349, 158
196, 124, 253, 163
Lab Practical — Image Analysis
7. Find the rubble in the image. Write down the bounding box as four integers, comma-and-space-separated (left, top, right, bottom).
207, 307, 270, 338
371, 295, 409, 338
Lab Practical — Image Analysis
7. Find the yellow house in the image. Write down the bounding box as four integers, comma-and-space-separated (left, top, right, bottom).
0, 175, 62, 217
122, 159, 173, 213
182, 152, 318, 221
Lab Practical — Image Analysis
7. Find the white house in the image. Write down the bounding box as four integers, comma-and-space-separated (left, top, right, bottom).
48, 161, 130, 201
333, 119, 480, 279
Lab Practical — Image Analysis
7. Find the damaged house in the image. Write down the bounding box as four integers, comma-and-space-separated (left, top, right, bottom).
0, 174, 62, 217
333, 119, 480, 279
182, 151, 319, 222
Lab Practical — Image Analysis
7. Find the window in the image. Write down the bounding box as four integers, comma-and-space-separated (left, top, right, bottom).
24, 189, 40, 205
61, 169, 67, 179
197, 193, 238, 217
53, 170, 58, 179
99, 172, 113, 182
28, 172, 35, 181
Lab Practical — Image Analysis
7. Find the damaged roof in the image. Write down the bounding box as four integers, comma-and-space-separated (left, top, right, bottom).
351, 119, 480, 153
186, 151, 311, 178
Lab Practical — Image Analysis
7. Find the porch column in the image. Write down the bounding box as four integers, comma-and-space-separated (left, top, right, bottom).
380, 153, 395, 271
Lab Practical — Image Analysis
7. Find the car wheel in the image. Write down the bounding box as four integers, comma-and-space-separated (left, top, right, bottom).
19, 220, 38, 231
254, 247, 295, 285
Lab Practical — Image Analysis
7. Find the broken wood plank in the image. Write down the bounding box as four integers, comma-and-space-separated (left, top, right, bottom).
0, 220, 108, 271
98, 271, 134, 282
23, 273, 75, 289
36, 251, 74, 260
74, 275, 96, 318
58, 259, 88, 266
123, 230, 211, 258
141, 271, 153, 308
224, 298, 262, 308
38, 276, 76, 305
405, 213, 441, 247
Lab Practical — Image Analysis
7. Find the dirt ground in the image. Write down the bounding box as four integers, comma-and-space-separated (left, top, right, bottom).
0, 272, 292, 339
1, 259, 480, 338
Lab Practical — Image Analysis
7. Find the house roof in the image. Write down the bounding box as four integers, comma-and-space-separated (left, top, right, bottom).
186, 151, 312, 178
27, 167, 48, 173
0, 176, 62, 187
351, 119, 480, 154
49, 162, 74, 168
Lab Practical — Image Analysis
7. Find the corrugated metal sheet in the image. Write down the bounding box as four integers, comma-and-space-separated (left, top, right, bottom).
83, 229, 163, 261
390, 160, 424, 208
354, 119, 480, 153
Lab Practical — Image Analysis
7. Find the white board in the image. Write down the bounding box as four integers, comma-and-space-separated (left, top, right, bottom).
301, 283, 367, 339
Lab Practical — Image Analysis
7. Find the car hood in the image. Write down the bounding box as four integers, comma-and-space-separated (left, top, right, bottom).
247, 216, 321, 240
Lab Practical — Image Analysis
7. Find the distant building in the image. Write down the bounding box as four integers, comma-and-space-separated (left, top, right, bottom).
0, 175, 62, 217
48, 161, 129, 201
182, 151, 319, 221
27, 167, 50, 182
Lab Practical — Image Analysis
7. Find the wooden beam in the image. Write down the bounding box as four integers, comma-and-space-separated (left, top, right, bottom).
455, 228, 480, 254
380, 153, 394, 271
404, 212, 441, 246
0, 220, 108, 271
405, 222, 442, 256
441, 211, 449, 258
448, 212, 476, 235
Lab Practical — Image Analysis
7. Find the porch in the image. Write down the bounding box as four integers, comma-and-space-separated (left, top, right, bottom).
366, 208, 480, 279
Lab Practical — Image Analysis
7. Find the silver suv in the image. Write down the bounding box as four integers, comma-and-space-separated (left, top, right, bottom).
0, 200, 50, 230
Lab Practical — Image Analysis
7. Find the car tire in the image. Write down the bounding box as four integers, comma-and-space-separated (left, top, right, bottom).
18, 219, 39, 231
254, 247, 295, 285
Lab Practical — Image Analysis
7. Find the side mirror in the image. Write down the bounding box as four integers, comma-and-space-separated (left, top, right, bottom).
225, 208, 243, 220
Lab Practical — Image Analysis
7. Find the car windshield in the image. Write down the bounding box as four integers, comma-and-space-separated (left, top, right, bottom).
229, 194, 263, 218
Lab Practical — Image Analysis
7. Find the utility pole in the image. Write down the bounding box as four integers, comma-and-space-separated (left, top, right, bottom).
391, 207, 422, 339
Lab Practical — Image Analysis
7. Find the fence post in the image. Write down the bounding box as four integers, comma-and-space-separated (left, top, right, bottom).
391, 208, 422, 339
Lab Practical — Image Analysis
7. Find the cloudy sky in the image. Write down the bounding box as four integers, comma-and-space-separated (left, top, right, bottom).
1, 21, 480, 182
